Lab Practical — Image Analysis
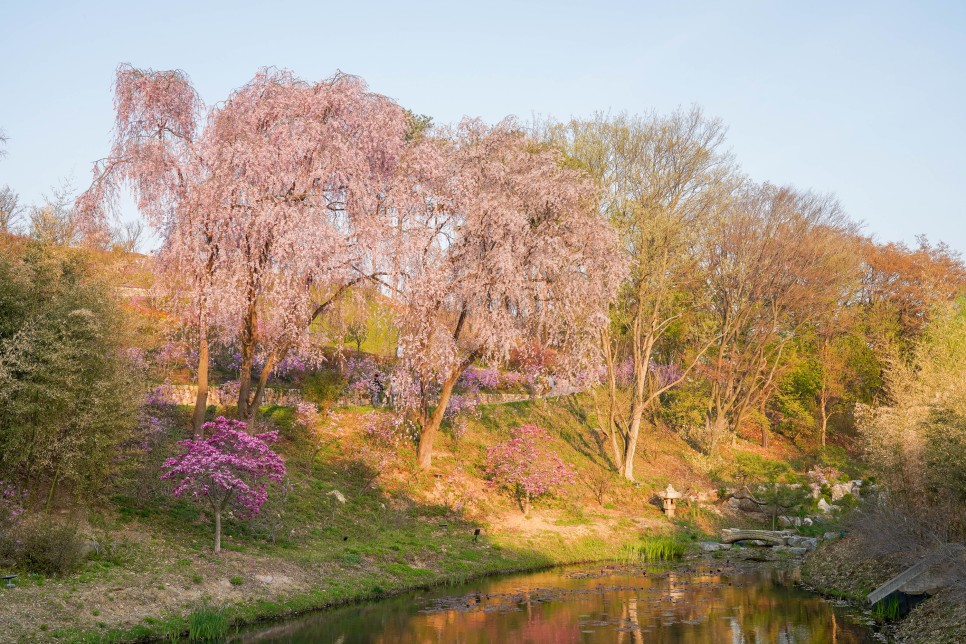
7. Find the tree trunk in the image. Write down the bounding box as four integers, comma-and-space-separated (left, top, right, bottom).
44, 461, 61, 512
621, 336, 650, 481
819, 382, 830, 447
237, 348, 253, 418
214, 507, 222, 553
192, 332, 210, 433
237, 281, 258, 417
248, 348, 281, 421
621, 414, 643, 481
416, 365, 463, 470
600, 329, 624, 471
705, 409, 728, 455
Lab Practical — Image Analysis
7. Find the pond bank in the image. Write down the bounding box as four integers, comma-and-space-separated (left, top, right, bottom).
802, 536, 966, 643
0, 523, 637, 643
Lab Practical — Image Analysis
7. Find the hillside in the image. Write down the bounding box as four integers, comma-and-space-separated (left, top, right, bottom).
0, 391, 858, 642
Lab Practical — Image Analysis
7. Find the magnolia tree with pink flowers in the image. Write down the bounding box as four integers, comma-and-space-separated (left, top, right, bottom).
160, 417, 285, 552
485, 424, 576, 515
387, 118, 624, 469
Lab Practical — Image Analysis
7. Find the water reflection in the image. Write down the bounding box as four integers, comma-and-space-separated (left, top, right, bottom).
239, 562, 874, 643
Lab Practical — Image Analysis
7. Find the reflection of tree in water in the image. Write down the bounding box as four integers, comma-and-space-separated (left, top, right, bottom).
243, 563, 872, 643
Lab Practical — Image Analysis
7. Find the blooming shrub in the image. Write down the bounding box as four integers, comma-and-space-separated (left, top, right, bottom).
216, 380, 241, 406
273, 354, 308, 380
145, 382, 178, 407
160, 417, 286, 552
460, 366, 501, 391
485, 424, 577, 514
344, 356, 388, 404
294, 401, 322, 429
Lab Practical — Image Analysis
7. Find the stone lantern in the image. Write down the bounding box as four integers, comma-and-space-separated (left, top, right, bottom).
659, 484, 682, 518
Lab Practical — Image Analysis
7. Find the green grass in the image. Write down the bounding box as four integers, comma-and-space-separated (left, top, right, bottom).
9, 391, 847, 642
619, 535, 689, 562
187, 605, 229, 642
872, 594, 902, 623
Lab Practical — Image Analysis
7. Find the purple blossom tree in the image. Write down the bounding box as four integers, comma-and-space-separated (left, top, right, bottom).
160, 417, 285, 552
485, 424, 577, 515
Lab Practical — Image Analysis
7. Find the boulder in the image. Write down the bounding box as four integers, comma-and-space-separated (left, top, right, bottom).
698, 542, 728, 552
831, 480, 863, 500
774, 545, 809, 556
809, 483, 822, 499
327, 489, 347, 504
696, 490, 715, 504
817, 498, 834, 513
824, 532, 840, 540
785, 536, 819, 550
830, 483, 849, 501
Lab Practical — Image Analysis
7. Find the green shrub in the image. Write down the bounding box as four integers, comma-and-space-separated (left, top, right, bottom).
301, 370, 345, 407
228, 575, 244, 586
816, 445, 864, 480
16, 518, 88, 576
732, 452, 800, 484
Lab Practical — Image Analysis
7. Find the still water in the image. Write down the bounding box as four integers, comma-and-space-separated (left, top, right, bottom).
239, 561, 876, 643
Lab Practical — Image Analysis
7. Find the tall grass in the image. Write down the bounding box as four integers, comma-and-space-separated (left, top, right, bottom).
186, 605, 229, 642
619, 535, 687, 562
872, 595, 902, 623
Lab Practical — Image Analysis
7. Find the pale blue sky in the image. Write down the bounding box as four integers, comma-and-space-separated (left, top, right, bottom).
1, 0, 964, 250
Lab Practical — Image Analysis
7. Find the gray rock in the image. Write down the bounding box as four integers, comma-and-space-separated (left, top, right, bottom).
817, 498, 834, 513
698, 542, 728, 552
785, 536, 819, 550
802, 517, 813, 526
774, 545, 810, 556
824, 532, 840, 540
830, 483, 849, 501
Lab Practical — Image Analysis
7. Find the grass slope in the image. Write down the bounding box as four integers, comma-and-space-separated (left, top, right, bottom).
1, 395, 848, 642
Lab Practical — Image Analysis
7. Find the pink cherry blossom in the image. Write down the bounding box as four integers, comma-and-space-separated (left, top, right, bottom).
385, 119, 624, 468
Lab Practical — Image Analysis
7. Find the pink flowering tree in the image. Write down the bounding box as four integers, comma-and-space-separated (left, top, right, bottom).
485, 424, 577, 515
79, 67, 412, 426
388, 118, 624, 469
76, 65, 232, 432
202, 70, 409, 418
160, 417, 285, 552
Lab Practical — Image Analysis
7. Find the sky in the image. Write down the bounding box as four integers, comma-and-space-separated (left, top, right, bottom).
1, 0, 964, 251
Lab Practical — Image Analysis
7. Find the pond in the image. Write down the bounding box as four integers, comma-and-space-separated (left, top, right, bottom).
238, 561, 876, 643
